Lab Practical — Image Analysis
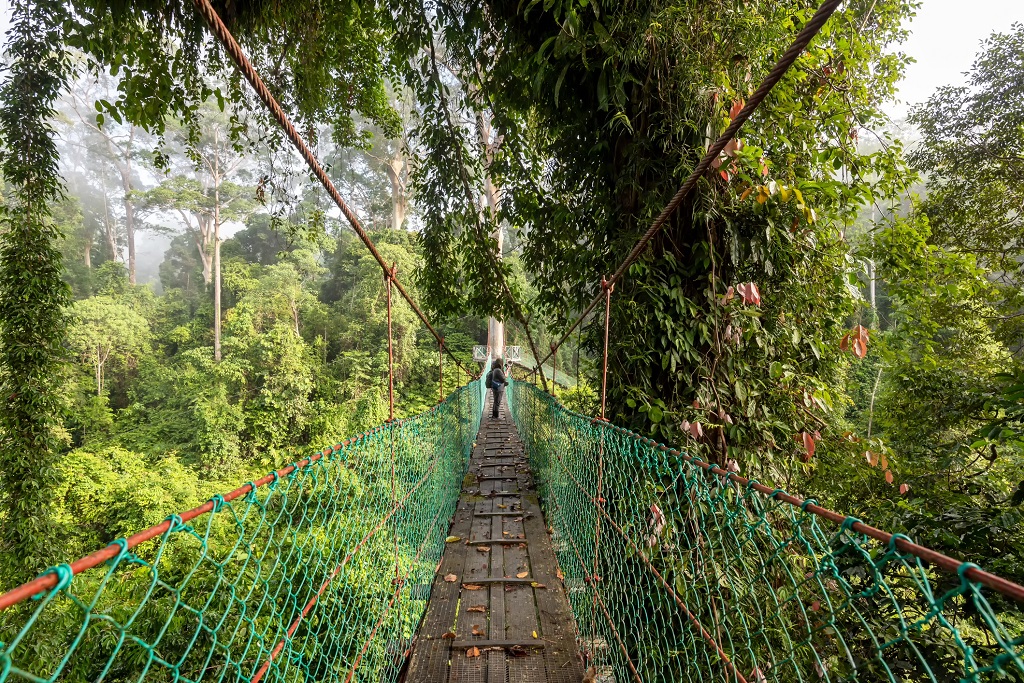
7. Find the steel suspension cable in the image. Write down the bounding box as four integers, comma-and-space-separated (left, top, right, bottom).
539, 0, 844, 368
189, 0, 472, 377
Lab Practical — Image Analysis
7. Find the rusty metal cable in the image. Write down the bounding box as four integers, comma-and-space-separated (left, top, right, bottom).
540, 0, 844, 367
190, 0, 472, 376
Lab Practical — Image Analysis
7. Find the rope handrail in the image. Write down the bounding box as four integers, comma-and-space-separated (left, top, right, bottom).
0, 382, 482, 612
538, 0, 845, 369
515, 380, 1024, 603
507, 379, 1024, 682
0, 377, 488, 683
189, 0, 472, 377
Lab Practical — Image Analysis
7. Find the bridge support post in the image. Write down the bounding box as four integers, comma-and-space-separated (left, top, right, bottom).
439, 338, 444, 403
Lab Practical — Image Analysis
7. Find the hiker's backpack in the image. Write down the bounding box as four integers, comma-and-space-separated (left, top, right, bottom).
485, 369, 494, 387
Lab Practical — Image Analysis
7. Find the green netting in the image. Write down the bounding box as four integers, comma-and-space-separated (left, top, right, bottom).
0, 374, 486, 683
507, 380, 1024, 683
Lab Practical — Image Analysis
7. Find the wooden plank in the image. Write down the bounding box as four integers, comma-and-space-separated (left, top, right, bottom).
405, 395, 583, 683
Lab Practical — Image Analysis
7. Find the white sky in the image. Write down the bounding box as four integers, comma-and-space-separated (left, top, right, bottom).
887, 0, 1024, 119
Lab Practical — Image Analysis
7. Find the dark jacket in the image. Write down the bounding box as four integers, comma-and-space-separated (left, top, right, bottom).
491, 364, 507, 387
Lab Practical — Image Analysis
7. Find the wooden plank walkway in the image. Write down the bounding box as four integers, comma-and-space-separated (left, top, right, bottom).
403, 392, 584, 683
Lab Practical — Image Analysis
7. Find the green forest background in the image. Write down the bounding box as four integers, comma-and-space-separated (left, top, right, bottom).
0, 0, 1021, 612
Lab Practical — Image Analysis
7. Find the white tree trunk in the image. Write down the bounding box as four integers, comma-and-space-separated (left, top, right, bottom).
213, 130, 222, 363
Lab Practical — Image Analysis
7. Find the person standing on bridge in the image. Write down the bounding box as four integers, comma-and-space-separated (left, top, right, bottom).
487, 357, 508, 418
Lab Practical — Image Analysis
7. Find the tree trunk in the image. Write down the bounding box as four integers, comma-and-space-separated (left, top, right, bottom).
213, 132, 222, 363
83, 236, 92, 268
122, 126, 137, 285
102, 191, 117, 261
196, 214, 214, 285
477, 110, 504, 358
385, 150, 408, 231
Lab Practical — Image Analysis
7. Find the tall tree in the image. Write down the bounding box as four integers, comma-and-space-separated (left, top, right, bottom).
396, 0, 914, 470
139, 106, 255, 361
0, 0, 73, 577
909, 22, 1024, 343
66, 74, 148, 284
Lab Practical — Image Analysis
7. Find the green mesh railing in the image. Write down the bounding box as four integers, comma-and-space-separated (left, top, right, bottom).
507, 379, 1024, 683
0, 374, 487, 683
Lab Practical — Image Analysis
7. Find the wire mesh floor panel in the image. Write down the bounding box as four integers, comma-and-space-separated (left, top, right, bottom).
404, 392, 584, 683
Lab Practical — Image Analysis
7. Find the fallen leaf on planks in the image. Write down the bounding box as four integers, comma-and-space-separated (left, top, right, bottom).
467, 646, 481, 658
466, 605, 486, 613
463, 584, 484, 590
516, 571, 529, 578
444, 574, 457, 582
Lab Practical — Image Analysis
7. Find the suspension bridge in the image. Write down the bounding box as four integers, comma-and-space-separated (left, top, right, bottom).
1, 0, 1023, 681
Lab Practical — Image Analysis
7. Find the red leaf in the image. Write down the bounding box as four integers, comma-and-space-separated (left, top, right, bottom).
810, 600, 820, 612
852, 338, 866, 359
737, 282, 761, 306
899, 483, 910, 495
719, 170, 730, 181
751, 667, 767, 683
730, 99, 745, 119
690, 421, 703, 439
839, 334, 849, 352
692, 399, 701, 409
885, 469, 894, 484
801, 432, 816, 462
865, 451, 878, 467
760, 158, 769, 176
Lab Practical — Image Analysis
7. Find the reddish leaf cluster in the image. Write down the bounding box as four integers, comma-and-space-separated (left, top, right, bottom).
796, 431, 820, 462
680, 419, 703, 439
737, 282, 761, 306
864, 449, 908, 493
840, 325, 870, 358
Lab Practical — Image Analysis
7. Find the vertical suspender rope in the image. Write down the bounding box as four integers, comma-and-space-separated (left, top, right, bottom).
385, 264, 400, 590
438, 338, 444, 403
599, 278, 613, 421
386, 264, 397, 422
550, 343, 558, 398
591, 277, 613, 659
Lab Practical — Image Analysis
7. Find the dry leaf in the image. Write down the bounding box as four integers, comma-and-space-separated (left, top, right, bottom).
472, 624, 483, 636
466, 605, 486, 613
444, 574, 457, 583
442, 631, 456, 639
885, 469, 894, 484
899, 483, 910, 495
800, 432, 816, 462
751, 667, 767, 683
467, 646, 480, 658
516, 571, 529, 579
476, 546, 490, 553
531, 582, 546, 589
463, 584, 484, 590
445, 536, 461, 543
556, 568, 564, 580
